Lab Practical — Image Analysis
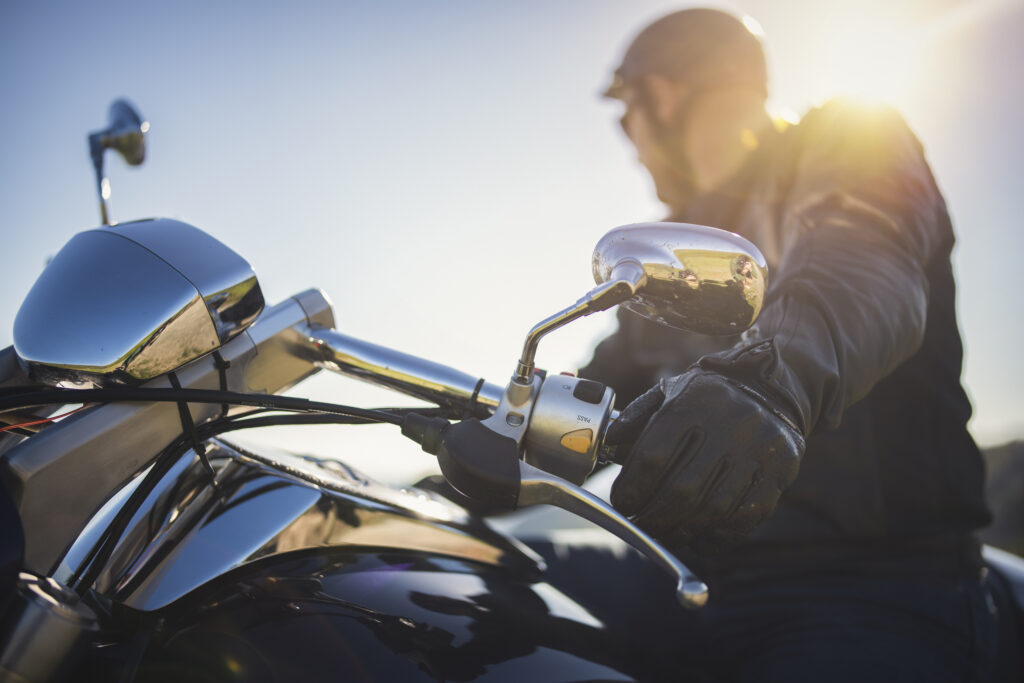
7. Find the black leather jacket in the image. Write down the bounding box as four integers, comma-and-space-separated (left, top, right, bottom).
581, 99, 990, 581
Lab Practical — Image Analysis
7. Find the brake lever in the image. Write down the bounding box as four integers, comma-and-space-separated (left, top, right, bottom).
401, 415, 708, 609
516, 460, 708, 608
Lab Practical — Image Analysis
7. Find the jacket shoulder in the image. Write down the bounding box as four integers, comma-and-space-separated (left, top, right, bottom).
793, 97, 924, 160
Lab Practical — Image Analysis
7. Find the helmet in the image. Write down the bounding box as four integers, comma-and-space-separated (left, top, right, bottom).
604, 8, 768, 99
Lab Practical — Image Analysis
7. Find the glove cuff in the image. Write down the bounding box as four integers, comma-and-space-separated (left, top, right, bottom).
692, 339, 809, 437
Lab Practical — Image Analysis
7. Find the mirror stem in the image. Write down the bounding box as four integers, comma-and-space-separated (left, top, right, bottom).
513, 261, 646, 384
89, 133, 110, 226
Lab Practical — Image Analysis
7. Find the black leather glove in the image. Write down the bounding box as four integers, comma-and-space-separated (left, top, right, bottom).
607, 340, 806, 555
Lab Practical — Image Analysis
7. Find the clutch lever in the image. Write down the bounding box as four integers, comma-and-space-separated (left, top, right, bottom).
401, 415, 708, 609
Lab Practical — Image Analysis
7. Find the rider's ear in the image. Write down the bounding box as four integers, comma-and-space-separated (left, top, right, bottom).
642, 74, 689, 128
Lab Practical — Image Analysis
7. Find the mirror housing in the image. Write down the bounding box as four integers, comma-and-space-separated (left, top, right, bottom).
90, 99, 147, 168
511, 222, 768, 385
89, 99, 148, 225
592, 222, 768, 335
13, 219, 264, 386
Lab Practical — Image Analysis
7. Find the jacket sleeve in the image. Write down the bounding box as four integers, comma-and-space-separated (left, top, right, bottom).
756, 100, 953, 435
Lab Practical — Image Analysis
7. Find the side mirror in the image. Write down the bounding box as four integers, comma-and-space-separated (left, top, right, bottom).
592, 222, 768, 335
512, 222, 768, 383
14, 219, 264, 386
89, 99, 149, 225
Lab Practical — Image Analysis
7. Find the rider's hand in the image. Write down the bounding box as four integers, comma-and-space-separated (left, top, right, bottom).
606, 340, 806, 555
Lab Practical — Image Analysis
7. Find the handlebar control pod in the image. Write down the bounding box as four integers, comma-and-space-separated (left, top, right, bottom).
522, 375, 615, 485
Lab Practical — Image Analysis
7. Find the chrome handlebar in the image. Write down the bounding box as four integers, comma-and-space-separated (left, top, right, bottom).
300, 324, 505, 415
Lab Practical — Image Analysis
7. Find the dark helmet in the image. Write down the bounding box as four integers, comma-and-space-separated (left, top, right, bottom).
604, 8, 768, 99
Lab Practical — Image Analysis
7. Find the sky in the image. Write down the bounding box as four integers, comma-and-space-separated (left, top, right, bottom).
1, 0, 1022, 484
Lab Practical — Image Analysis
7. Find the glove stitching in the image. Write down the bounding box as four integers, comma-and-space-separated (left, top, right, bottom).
723, 465, 761, 521
630, 427, 705, 523
714, 372, 804, 439
691, 455, 735, 519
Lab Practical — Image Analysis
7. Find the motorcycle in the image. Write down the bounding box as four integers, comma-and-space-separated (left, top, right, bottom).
0, 100, 1020, 682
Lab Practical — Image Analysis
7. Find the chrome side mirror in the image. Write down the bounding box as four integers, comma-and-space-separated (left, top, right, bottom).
14, 219, 264, 386
89, 99, 149, 225
512, 222, 767, 384
592, 222, 768, 335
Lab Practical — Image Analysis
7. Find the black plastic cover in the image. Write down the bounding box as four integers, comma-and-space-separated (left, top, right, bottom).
436, 419, 521, 510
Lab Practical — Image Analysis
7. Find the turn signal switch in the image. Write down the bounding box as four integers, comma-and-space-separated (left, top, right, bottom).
522, 375, 614, 484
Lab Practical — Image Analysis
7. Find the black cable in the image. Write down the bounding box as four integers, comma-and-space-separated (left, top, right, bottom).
168, 373, 217, 483
466, 378, 485, 419
69, 405, 276, 595
65, 402, 457, 595
68, 430, 198, 596
0, 388, 403, 425
177, 406, 455, 435
61, 396, 392, 594
211, 351, 231, 418
205, 413, 378, 434
29, 383, 455, 594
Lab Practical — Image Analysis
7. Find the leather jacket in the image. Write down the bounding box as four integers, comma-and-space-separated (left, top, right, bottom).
581, 99, 990, 581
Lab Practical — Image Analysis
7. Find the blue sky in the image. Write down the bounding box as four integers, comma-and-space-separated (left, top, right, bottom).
1, 0, 1022, 482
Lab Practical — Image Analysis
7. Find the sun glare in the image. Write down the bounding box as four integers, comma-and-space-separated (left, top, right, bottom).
741, 14, 765, 38
791, 0, 1015, 113
820, 18, 914, 106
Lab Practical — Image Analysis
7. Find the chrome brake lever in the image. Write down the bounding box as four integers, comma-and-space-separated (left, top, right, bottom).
401, 414, 709, 608
516, 460, 709, 609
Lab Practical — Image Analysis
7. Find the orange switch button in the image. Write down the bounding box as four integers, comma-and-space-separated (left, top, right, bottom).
560, 428, 594, 454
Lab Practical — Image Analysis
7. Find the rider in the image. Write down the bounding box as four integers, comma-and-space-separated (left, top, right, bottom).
581, 8, 997, 679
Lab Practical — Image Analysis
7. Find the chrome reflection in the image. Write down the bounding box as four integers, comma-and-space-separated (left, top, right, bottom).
592, 222, 768, 335
301, 326, 503, 416
106, 219, 264, 344
13, 219, 263, 386
64, 441, 540, 611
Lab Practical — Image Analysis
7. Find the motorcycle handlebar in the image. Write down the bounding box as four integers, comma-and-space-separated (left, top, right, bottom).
299, 323, 619, 421
298, 324, 506, 417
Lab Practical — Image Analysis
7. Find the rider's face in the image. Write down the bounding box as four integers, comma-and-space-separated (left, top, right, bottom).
618, 85, 662, 173
617, 79, 698, 207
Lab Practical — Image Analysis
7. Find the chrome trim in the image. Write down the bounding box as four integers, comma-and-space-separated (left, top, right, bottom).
299, 325, 503, 414
58, 440, 542, 611
13, 219, 264, 386
983, 545, 1024, 608
0, 573, 98, 682
592, 222, 768, 335
107, 219, 264, 343
513, 271, 645, 384
14, 229, 220, 385
5, 291, 331, 573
